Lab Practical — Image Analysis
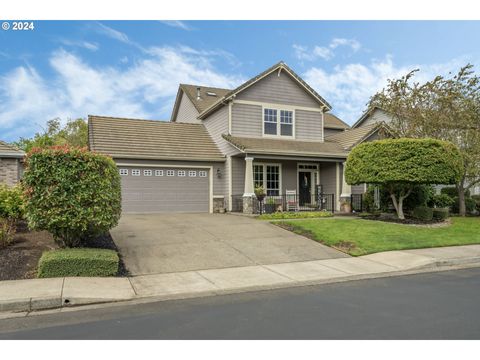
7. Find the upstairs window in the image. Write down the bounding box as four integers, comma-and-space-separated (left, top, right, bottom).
280, 110, 293, 136
264, 108, 294, 137
263, 109, 277, 135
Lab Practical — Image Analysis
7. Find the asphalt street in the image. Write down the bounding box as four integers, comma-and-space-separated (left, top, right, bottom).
1, 268, 480, 339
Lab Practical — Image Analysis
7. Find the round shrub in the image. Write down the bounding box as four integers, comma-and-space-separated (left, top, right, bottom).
22, 145, 121, 247
0, 184, 24, 220
412, 206, 433, 221
432, 208, 449, 221
430, 193, 455, 209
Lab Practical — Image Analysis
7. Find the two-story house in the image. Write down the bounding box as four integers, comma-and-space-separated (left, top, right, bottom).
88, 62, 384, 214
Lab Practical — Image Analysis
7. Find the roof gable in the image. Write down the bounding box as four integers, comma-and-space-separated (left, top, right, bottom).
198, 62, 332, 119
0, 140, 24, 157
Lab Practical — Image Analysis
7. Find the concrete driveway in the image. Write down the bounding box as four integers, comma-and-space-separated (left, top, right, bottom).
111, 213, 348, 275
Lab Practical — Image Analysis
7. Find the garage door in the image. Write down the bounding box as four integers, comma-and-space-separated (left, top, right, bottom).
119, 167, 210, 213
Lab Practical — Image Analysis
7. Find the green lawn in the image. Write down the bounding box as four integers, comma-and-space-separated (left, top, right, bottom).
278, 217, 480, 256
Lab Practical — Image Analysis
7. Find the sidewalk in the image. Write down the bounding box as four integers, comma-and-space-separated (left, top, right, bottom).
2, 244, 480, 313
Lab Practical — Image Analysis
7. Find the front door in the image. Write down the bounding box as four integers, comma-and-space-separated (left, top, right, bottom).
299, 171, 311, 206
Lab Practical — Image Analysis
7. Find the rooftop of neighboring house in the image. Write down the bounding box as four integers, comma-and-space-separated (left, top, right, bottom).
0, 140, 24, 158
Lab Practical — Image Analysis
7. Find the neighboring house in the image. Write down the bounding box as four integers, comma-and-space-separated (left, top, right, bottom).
351, 106, 393, 129
0, 141, 24, 186
88, 61, 382, 214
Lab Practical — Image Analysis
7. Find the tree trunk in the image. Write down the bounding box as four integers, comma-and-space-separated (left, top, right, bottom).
457, 185, 466, 216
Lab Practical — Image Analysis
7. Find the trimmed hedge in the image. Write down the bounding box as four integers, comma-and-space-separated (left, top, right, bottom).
412, 206, 433, 221
22, 145, 121, 247
345, 138, 463, 185
258, 211, 333, 220
433, 208, 449, 220
0, 184, 24, 220
37, 248, 119, 278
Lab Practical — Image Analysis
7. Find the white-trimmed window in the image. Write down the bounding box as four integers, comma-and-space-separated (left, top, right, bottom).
280, 110, 293, 136
189, 170, 197, 177
264, 108, 294, 137
119, 169, 128, 176
166, 170, 175, 176
199, 170, 207, 177
131, 169, 141, 176
144, 169, 152, 176
263, 108, 277, 135
178, 170, 186, 177
155, 170, 164, 176
253, 164, 281, 196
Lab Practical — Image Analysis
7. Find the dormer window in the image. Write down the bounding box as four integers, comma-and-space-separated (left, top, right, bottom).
263, 108, 294, 137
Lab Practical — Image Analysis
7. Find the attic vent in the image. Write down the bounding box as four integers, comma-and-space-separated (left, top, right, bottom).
206, 92, 217, 97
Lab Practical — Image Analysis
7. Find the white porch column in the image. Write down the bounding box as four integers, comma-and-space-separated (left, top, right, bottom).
340, 162, 352, 198
243, 157, 255, 196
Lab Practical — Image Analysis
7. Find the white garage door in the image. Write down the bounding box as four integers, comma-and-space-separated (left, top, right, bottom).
119, 167, 210, 213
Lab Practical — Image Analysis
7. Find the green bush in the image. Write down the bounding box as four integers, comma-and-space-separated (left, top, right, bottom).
412, 206, 433, 221
403, 185, 435, 211
440, 187, 470, 198
0, 218, 16, 248
22, 145, 121, 247
257, 211, 333, 220
430, 193, 455, 208
0, 184, 24, 220
37, 248, 119, 278
432, 208, 449, 221
451, 196, 477, 214
472, 195, 480, 212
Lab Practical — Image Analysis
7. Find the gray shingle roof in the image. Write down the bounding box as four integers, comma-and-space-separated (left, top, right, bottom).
324, 113, 350, 129
179, 84, 231, 114
0, 141, 24, 157
223, 135, 348, 158
88, 115, 225, 162
325, 123, 382, 150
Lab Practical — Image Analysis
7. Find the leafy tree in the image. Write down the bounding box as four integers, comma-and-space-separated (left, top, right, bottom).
370, 64, 480, 216
22, 145, 121, 247
345, 138, 463, 219
14, 118, 88, 153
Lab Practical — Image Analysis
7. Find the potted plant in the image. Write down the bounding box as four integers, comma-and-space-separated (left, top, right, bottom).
265, 197, 277, 214
254, 185, 266, 202
340, 199, 352, 213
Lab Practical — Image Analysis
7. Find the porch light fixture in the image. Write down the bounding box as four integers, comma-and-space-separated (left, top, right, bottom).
216, 168, 222, 178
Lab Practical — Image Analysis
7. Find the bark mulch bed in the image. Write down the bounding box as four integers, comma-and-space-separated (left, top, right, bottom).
0, 221, 128, 281
360, 214, 448, 226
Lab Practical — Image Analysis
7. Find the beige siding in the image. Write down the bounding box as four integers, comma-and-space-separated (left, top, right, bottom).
352, 184, 366, 195
203, 106, 240, 157
236, 71, 320, 108
231, 103, 262, 137
324, 128, 345, 137
359, 108, 392, 127
296, 110, 323, 141
0, 158, 21, 186
231, 156, 245, 195
320, 162, 337, 197
175, 92, 201, 124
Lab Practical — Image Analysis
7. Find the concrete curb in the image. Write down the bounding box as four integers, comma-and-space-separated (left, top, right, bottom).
2, 247, 480, 314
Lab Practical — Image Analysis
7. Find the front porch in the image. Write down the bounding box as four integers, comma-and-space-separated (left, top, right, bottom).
229, 155, 364, 214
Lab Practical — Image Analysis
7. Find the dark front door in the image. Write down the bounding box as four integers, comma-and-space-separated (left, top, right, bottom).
299, 171, 311, 206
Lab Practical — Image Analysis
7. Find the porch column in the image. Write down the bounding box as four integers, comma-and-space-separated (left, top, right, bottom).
340, 162, 352, 212
340, 162, 352, 198
243, 157, 255, 214
243, 157, 255, 196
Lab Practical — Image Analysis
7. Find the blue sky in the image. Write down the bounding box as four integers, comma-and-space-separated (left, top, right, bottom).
1, 20, 479, 141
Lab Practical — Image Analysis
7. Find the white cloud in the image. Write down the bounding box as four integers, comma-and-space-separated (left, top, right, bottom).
303, 55, 471, 125
0, 46, 244, 140
96, 23, 130, 44
330, 38, 361, 52
294, 37, 362, 62
159, 21, 193, 31
59, 39, 99, 51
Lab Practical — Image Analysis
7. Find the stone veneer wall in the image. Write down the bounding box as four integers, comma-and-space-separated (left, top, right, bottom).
0, 158, 21, 186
